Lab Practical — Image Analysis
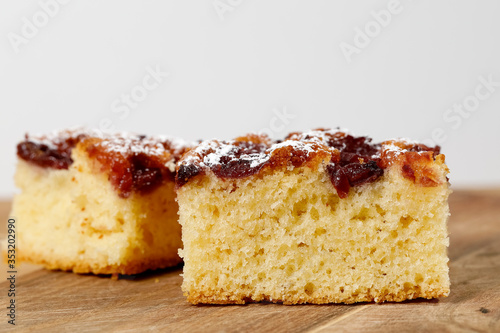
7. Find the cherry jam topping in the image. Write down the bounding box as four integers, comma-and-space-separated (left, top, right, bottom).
84, 137, 179, 198
17, 132, 185, 198
325, 134, 384, 199
87, 146, 173, 199
176, 163, 202, 188
212, 142, 268, 178
176, 130, 442, 198
17, 134, 85, 169
176, 141, 268, 187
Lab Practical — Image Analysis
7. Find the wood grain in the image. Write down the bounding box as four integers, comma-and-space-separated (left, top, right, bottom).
1, 189, 499, 332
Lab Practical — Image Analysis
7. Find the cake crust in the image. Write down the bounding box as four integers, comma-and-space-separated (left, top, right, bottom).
18, 244, 182, 275
185, 285, 450, 305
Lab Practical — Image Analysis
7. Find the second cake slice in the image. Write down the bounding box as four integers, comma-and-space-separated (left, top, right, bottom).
12, 129, 190, 275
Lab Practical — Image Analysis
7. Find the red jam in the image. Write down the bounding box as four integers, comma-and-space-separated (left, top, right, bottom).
176, 141, 265, 187
176, 129, 442, 198
85, 142, 175, 198
17, 129, 442, 199
212, 141, 269, 179
17, 134, 85, 170
176, 139, 327, 188
17, 131, 186, 198
320, 134, 382, 198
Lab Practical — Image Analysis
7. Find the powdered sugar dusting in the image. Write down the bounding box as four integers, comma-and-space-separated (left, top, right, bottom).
22, 128, 193, 169
271, 138, 320, 156
380, 142, 406, 157
288, 128, 352, 142
176, 128, 443, 190
26, 127, 96, 149
379, 137, 438, 158
179, 133, 330, 173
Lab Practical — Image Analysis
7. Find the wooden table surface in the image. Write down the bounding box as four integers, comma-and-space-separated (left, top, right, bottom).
1, 190, 500, 332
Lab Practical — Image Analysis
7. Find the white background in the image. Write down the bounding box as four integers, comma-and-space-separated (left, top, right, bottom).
1, 0, 499, 198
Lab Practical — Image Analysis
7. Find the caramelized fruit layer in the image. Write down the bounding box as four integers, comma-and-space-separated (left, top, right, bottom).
17, 130, 190, 198
177, 129, 444, 198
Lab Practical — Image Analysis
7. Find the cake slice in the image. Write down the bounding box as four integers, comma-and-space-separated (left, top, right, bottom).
11, 129, 190, 275
176, 129, 451, 304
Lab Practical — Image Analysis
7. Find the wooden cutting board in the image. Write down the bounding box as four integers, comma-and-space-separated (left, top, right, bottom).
1, 189, 499, 332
